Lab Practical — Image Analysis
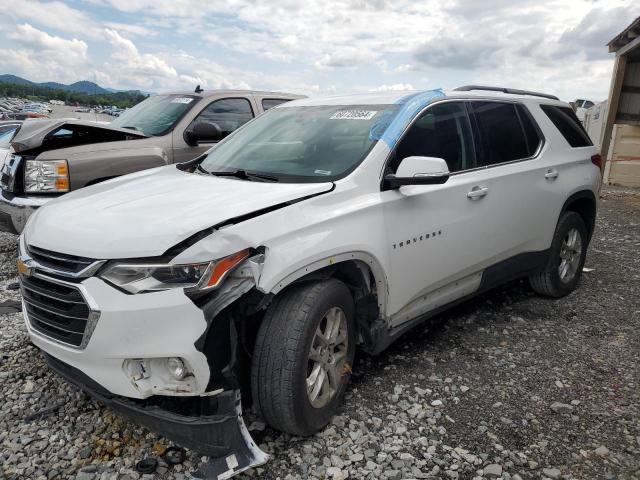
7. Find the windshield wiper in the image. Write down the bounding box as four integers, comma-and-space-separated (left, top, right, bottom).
207, 169, 279, 182
120, 125, 140, 131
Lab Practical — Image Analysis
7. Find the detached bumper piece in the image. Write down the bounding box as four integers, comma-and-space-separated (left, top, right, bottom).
0, 190, 51, 234
43, 353, 268, 479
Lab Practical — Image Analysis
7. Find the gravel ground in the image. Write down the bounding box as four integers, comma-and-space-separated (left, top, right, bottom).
1, 186, 639, 480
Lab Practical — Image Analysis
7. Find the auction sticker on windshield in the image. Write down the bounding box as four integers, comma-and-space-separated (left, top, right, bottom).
171, 97, 194, 104
330, 110, 378, 120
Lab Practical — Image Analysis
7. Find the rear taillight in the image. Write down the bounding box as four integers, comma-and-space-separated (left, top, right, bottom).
591, 154, 603, 169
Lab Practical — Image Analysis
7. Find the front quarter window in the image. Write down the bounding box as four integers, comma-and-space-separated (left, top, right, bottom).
111, 95, 198, 136
199, 104, 394, 182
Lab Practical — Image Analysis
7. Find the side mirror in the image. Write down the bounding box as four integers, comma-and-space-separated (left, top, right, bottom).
384, 156, 450, 189
184, 122, 223, 145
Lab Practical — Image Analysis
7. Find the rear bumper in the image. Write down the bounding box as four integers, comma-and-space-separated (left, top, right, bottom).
0, 191, 51, 234
44, 352, 268, 479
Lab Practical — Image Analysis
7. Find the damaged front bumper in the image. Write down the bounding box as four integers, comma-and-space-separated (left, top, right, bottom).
44, 352, 269, 479
0, 191, 51, 234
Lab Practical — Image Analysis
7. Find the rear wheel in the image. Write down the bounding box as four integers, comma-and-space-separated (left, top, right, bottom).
529, 211, 588, 297
251, 279, 355, 436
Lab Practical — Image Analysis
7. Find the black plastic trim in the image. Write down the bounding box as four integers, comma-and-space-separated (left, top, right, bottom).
365, 249, 550, 355
42, 352, 258, 462
454, 85, 559, 100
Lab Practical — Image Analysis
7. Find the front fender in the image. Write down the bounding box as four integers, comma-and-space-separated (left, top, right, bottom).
258, 250, 390, 317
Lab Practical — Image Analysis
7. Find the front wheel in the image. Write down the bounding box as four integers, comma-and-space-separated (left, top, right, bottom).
529, 211, 588, 297
251, 279, 356, 436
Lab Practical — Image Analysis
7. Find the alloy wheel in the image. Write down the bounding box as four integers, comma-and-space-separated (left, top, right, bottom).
306, 307, 349, 408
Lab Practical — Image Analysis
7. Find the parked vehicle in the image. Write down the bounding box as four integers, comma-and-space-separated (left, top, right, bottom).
0, 121, 22, 166
0, 89, 303, 233
18, 86, 600, 477
571, 98, 596, 123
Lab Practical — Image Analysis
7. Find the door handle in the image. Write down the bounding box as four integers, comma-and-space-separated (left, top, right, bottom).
545, 169, 559, 180
467, 186, 489, 199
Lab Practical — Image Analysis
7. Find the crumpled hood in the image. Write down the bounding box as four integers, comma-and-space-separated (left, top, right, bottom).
11, 119, 147, 153
24, 166, 333, 259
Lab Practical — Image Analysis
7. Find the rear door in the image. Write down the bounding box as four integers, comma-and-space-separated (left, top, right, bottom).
466, 100, 558, 264
171, 97, 255, 163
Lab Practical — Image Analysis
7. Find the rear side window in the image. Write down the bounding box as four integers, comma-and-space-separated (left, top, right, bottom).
540, 105, 592, 148
516, 104, 543, 157
194, 98, 254, 139
262, 98, 292, 110
471, 102, 530, 165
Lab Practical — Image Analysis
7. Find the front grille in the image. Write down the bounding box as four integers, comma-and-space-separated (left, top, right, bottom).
27, 245, 96, 274
21, 275, 91, 347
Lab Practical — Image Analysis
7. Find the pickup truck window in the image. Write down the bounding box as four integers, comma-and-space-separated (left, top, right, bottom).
200, 104, 394, 182
262, 98, 291, 110
0, 127, 18, 149
193, 98, 254, 139
111, 94, 198, 136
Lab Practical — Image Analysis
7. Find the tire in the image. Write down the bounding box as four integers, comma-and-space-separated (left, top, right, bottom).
529, 211, 588, 298
251, 279, 356, 436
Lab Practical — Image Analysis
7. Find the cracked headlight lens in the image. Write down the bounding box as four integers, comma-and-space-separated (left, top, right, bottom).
24, 159, 69, 193
100, 249, 249, 294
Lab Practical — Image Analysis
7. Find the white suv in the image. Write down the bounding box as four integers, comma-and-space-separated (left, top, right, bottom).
18, 86, 600, 477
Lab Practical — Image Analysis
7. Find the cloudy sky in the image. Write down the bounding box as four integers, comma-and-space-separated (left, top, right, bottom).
0, 0, 635, 101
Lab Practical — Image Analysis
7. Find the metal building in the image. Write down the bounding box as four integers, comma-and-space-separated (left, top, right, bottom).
601, 17, 640, 187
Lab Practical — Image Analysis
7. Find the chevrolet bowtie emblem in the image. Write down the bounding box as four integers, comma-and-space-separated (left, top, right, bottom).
17, 257, 33, 277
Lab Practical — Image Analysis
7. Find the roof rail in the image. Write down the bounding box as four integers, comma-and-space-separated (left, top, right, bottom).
453, 85, 559, 101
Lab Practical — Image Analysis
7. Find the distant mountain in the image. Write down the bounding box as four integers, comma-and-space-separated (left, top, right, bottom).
0, 74, 145, 95
0, 74, 33, 85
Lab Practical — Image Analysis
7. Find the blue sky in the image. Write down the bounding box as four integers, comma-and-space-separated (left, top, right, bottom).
0, 0, 634, 101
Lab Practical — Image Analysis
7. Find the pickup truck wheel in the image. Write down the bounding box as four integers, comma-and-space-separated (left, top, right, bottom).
251, 279, 355, 436
529, 211, 588, 298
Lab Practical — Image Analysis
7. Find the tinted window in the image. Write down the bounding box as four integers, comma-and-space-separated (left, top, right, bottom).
195, 98, 254, 139
472, 102, 530, 165
516, 104, 542, 157
262, 98, 291, 110
540, 105, 592, 148
392, 102, 475, 173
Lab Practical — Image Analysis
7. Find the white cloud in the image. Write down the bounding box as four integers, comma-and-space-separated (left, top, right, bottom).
0, 0, 100, 38
0, 0, 634, 100
0, 24, 88, 82
103, 29, 178, 88
9, 24, 88, 63
103, 22, 157, 38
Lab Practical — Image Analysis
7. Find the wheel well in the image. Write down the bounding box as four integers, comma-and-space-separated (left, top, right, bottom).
200, 260, 381, 401
562, 192, 597, 241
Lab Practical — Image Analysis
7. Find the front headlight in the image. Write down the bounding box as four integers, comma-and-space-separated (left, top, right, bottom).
24, 159, 69, 193
100, 249, 250, 294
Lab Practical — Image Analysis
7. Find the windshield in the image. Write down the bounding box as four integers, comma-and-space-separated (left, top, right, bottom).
199, 104, 397, 182
0, 126, 18, 149
111, 95, 198, 136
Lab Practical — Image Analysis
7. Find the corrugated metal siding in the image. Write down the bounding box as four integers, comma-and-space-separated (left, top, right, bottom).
616, 60, 640, 125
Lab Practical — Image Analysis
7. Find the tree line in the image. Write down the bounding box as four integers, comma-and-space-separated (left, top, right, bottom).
0, 82, 148, 108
